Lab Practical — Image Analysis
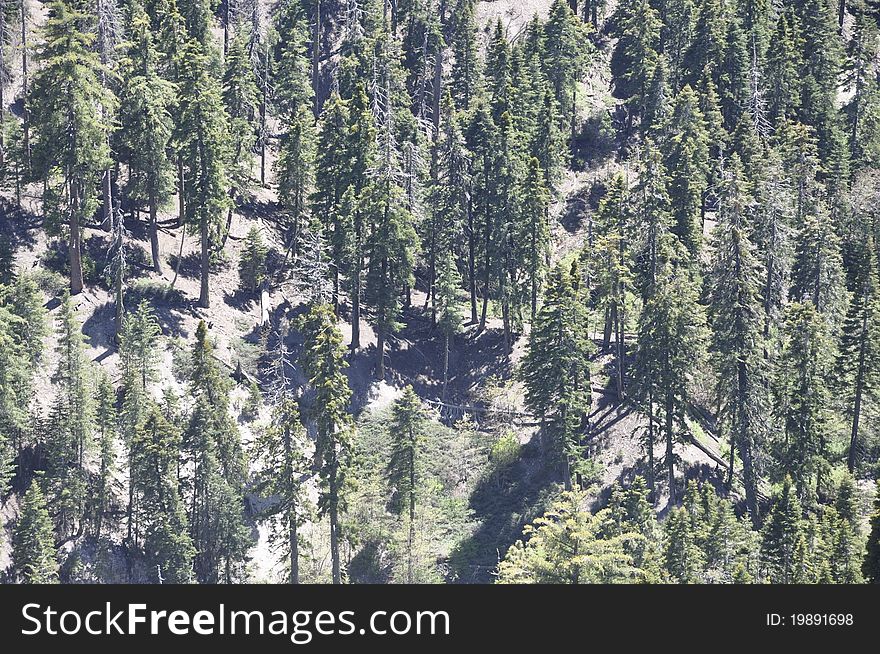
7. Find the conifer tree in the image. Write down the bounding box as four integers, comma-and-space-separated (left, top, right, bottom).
521, 262, 593, 490
30, 0, 115, 294
222, 29, 260, 206
91, 371, 117, 538
297, 303, 353, 584
592, 174, 632, 398
764, 8, 801, 123
663, 85, 709, 258
254, 395, 309, 584
522, 158, 551, 324
632, 258, 705, 502
837, 236, 880, 472
706, 156, 767, 524
132, 403, 195, 583
435, 249, 463, 399
184, 321, 250, 583
790, 203, 848, 327
238, 225, 268, 295
176, 39, 229, 309
774, 303, 836, 503
610, 0, 662, 125
498, 490, 648, 583
449, 0, 479, 111
543, 0, 591, 140
761, 477, 807, 583
387, 386, 426, 584
117, 0, 175, 272
664, 505, 706, 583
45, 292, 93, 536
12, 480, 59, 583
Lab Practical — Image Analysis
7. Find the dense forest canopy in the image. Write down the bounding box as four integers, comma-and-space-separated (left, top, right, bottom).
1, 0, 880, 584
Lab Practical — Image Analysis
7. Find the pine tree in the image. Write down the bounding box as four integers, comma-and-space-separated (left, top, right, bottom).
387, 386, 426, 584
45, 291, 93, 536
90, 371, 117, 538
522, 157, 551, 324
664, 505, 706, 583
761, 477, 807, 583
435, 249, 463, 399
118, 300, 161, 546
117, 0, 175, 272
426, 93, 468, 327
132, 403, 195, 583
663, 85, 709, 258
764, 8, 802, 123
521, 262, 593, 490
610, 0, 662, 125
449, 0, 479, 111
363, 96, 419, 378
183, 322, 250, 583
706, 155, 767, 524
238, 225, 268, 295
543, 0, 592, 140
12, 480, 59, 583
790, 208, 847, 330
844, 5, 880, 170
632, 258, 706, 503
297, 303, 353, 584
222, 29, 259, 205
254, 395, 310, 584
774, 303, 836, 504
837, 236, 880, 472
592, 174, 632, 399
176, 39, 230, 309
30, 0, 115, 294
498, 490, 648, 583
1, 273, 48, 364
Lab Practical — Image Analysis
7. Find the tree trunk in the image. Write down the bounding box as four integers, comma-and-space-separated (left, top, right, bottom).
616, 300, 625, 400
70, 189, 84, 295
329, 464, 341, 584
442, 332, 450, 400
103, 169, 113, 231
376, 326, 385, 380
150, 193, 162, 272
467, 199, 477, 323
407, 441, 415, 584
647, 392, 655, 503
20, 0, 30, 172
848, 307, 869, 472
289, 511, 299, 584
665, 390, 675, 503
312, 0, 321, 117
198, 216, 210, 308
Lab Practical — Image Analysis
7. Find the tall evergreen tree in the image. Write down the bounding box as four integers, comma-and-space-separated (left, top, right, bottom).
176, 39, 229, 309
12, 480, 59, 583
30, 0, 115, 294
118, 0, 175, 272
297, 303, 353, 584
387, 386, 426, 584
521, 262, 593, 490
706, 156, 767, 524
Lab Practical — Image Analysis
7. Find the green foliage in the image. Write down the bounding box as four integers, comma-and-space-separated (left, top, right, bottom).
498, 490, 651, 584
12, 480, 59, 583
238, 225, 268, 295
521, 262, 593, 489
297, 303, 353, 583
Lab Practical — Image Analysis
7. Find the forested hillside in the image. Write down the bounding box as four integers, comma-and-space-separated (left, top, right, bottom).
1, 0, 880, 585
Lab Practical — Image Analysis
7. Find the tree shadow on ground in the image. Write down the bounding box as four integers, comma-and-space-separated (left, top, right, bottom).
447, 436, 561, 583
